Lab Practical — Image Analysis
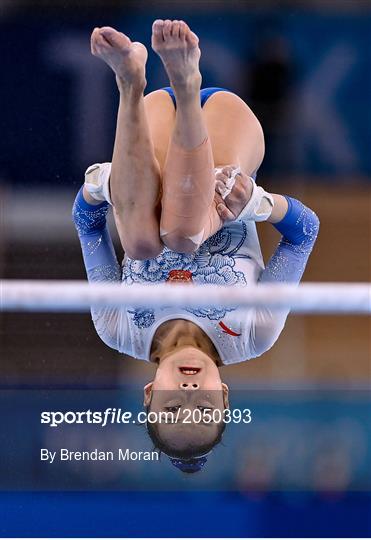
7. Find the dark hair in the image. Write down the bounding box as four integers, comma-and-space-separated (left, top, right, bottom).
146, 413, 226, 474
169, 455, 209, 473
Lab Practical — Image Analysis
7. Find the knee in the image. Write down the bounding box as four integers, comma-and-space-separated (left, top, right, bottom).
125, 238, 163, 261
114, 209, 164, 260
161, 231, 199, 254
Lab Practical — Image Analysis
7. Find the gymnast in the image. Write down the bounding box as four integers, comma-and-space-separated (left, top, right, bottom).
72, 20, 319, 473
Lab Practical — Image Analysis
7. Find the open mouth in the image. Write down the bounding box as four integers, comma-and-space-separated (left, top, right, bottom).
179, 367, 201, 376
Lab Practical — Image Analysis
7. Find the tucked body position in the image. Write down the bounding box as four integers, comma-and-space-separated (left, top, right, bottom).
72, 20, 319, 473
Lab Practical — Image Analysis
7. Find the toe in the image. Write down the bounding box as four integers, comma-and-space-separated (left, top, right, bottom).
91, 27, 101, 45
99, 26, 117, 40
91, 28, 100, 54
179, 21, 187, 40
100, 27, 131, 49
152, 19, 164, 41
163, 19, 172, 39
186, 29, 200, 47
171, 20, 180, 38
96, 33, 111, 49
91, 29, 112, 53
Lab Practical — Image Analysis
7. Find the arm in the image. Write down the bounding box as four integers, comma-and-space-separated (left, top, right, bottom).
72, 186, 122, 350
214, 171, 320, 356
248, 196, 320, 357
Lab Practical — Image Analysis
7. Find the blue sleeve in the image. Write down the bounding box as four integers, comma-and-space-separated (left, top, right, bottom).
249, 197, 319, 358
72, 186, 121, 283
260, 196, 320, 284
72, 187, 122, 350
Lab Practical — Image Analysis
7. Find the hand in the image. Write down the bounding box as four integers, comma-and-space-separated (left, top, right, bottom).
214, 165, 254, 223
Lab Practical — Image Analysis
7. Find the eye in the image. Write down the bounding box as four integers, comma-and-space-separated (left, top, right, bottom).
165, 406, 181, 413
197, 406, 213, 412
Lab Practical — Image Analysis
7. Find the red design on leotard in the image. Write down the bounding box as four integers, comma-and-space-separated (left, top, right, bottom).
218, 321, 241, 337
166, 270, 193, 283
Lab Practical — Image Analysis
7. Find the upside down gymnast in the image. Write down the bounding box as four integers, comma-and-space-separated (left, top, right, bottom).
72, 20, 319, 473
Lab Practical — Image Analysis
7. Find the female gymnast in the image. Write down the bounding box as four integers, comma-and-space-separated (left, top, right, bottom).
72, 20, 319, 473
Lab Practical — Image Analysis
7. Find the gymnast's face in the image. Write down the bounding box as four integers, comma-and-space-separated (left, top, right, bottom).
146, 345, 227, 392
146, 391, 225, 456
143, 347, 229, 455
143, 345, 229, 416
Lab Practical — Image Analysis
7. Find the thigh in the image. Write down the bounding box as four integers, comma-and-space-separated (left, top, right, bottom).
144, 89, 176, 171
202, 91, 265, 175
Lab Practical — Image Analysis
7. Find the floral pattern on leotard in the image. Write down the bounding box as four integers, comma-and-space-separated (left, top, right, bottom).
123, 224, 250, 327
127, 308, 155, 329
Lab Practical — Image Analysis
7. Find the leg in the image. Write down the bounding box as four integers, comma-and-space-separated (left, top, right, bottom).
144, 87, 264, 178
143, 89, 175, 172
202, 90, 265, 175
91, 27, 163, 260
152, 20, 223, 254
143, 86, 266, 229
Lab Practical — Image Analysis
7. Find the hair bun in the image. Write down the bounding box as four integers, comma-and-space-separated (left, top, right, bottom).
169, 456, 208, 473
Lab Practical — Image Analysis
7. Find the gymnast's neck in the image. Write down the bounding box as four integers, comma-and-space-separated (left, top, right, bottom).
149, 319, 221, 366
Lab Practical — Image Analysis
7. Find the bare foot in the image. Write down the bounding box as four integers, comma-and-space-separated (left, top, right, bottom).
91, 26, 147, 91
151, 19, 201, 95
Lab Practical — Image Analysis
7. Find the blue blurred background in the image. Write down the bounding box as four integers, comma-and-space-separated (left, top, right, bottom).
0, 0, 370, 537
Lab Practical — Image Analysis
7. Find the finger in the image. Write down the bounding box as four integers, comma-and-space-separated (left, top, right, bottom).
216, 180, 236, 200
216, 203, 235, 223
214, 192, 224, 205
215, 172, 228, 183
234, 169, 251, 184
223, 189, 247, 215
221, 165, 238, 177
234, 175, 254, 199
215, 180, 227, 195
228, 179, 245, 197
